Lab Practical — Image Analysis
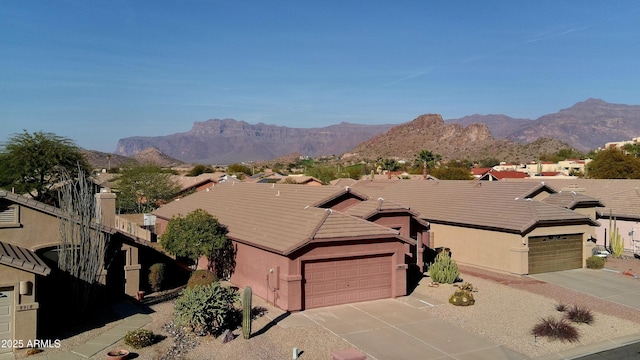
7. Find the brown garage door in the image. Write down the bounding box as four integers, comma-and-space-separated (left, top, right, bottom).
303, 255, 392, 309
528, 234, 583, 274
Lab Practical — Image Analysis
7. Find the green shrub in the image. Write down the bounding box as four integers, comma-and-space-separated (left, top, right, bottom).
585, 256, 606, 269
187, 269, 218, 289
429, 251, 459, 284
124, 329, 155, 349
448, 289, 475, 306
174, 282, 238, 336
148, 263, 167, 292
565, 305, 594, 324
531, 317, 579, 342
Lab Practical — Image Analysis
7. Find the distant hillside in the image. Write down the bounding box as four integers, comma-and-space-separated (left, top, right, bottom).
130, 147, 184, 167
446, 114, 532, 139
447, 99, 640, 151
507, 99, 640, 151
115, 119, 395, 164
346, 114, 572, 163
82, 150, 136, 170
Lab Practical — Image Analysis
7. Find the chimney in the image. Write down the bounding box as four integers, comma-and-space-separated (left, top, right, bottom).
95, 190, 116, 228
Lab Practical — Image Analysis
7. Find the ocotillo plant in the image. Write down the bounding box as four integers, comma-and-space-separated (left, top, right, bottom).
242, 286, 252, 339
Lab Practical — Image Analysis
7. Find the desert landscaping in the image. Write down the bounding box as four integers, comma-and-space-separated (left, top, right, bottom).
13, 255, 640, 360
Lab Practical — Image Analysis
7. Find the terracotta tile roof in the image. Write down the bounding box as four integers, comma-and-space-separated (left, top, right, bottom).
482, 171, 530, 180
351, 180, 595, 234
153, 183, 402, 255
471, 168, 492, 176
0, 241, 51, 275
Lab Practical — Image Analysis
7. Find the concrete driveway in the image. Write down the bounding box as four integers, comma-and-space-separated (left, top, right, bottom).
301, 298, 526, 360
530, 268, 640, 310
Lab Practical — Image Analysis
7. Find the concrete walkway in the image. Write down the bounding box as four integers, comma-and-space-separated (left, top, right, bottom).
1, 301, 151, 360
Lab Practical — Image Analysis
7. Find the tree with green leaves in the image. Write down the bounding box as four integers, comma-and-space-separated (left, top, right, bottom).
115, 164, 181, 213
415, 150, 442, 178
160, 209, 236, 279
586, 148, 640, 179
187, 164, 214, 176
429, 161, 474, 180
623, 143, 640, 157
0, 130, 90, 203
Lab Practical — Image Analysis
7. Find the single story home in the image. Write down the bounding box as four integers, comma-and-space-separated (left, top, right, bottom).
351, 180, 599, 275
153, 183, 428, 311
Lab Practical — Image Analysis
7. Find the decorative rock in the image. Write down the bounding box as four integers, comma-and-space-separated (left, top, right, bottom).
221, 329, 234, 344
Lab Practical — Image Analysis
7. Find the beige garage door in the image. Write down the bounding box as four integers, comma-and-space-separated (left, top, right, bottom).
0, 288, 13, 354
303, 255, 392, 309
528, 234, 583, 274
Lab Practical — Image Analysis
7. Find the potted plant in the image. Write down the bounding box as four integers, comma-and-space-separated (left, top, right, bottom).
106, 349, 129, 360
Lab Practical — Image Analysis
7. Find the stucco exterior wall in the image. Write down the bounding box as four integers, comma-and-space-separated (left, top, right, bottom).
0, 265, 38, 348
227, 242, 292, 310
370, 214, 412, 239
596, 217, 639, 252
430, 224, 525, 274
0, 204, 60, 250
430, 223, 594, 275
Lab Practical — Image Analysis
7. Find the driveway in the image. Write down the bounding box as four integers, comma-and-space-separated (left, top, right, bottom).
530, 268, 640, 310
300, 298, 526, 360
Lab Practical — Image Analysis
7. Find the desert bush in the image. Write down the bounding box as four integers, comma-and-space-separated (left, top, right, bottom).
454, 282, 476, 292
429, 251, 459, 284
174, 282, 238, 336
149, 263, 167, 292
448, 289, 475, 306
124, 329, 156, 349
555, 303, 567, 312
531, 317, 579, 342
187, 269, 218, 289
565, 305, 594, 324
585, 256, 606, 269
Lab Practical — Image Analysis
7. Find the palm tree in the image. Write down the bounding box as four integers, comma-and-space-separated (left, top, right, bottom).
415, 150, 442, 179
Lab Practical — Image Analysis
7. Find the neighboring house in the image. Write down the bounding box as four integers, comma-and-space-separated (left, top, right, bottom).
0, 190, 175, 350
351, 180, 598, 275
525, 179, 640, 252
278, 175, 324, 186
471, 168, 492, 179
478, 170, 530, 181
557, 159, 591, 176
153, 183, 422, 311
171, 172, 227, 196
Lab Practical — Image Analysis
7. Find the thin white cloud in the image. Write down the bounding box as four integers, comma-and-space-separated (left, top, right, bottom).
524, 26, 588, 44
380, 69, 432, 88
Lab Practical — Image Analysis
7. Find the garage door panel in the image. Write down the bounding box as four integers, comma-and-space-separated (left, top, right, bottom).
0, 289, 13, 354
304, 255, 392, 309
529, 235, 583, 274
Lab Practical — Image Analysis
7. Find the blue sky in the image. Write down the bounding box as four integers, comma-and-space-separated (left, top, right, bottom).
1, 1, 639, 152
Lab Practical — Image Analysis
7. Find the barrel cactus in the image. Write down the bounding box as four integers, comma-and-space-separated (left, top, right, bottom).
449, 289, 475, 306
242, 286, 252, 339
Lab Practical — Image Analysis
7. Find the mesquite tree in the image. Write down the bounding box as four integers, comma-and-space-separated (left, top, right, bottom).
57, 167, 110, 312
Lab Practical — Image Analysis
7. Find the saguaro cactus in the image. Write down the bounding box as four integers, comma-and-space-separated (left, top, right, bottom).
242, 286, 252, 339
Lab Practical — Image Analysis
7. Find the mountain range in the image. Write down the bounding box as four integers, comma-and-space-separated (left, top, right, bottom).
114, 99, 640, 164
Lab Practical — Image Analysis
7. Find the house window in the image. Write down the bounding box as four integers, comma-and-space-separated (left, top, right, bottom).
0, 204, 20, 228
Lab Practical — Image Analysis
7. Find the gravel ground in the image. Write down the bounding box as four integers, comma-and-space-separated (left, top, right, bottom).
19, 255, 640, 360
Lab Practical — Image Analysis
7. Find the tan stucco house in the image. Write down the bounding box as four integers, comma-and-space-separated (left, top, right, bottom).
0, 189, 170, 352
